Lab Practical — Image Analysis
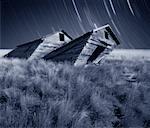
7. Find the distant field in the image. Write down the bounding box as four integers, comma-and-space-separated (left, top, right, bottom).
0, 58, 150, 128
107, 49, 150, 61
0, 49, 12, 57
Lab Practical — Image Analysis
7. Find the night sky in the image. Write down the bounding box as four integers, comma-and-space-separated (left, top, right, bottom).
1, 0, 150, 49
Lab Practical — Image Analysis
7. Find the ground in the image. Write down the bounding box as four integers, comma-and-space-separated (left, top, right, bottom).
0, 58, 150, 128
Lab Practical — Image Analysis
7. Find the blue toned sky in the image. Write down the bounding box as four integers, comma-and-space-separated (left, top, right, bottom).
1, 0, 150, 48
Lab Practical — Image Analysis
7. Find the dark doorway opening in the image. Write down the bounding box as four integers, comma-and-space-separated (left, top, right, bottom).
87, 46, 105, 63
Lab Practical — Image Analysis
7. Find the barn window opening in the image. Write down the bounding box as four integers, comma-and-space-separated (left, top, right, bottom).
105, 31, 109, 39
59, 33, 65, 41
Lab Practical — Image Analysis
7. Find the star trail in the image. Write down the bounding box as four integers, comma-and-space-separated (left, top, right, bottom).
127, 0, 135, 16
1, 0, 150, 49
108, 0, 116, 15
72, 0, 82, 22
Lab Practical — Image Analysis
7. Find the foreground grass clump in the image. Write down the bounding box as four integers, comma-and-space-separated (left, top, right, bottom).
0, 58, 150, 128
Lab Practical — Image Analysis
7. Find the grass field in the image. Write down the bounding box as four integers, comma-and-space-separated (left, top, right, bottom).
0, 58, 150, 128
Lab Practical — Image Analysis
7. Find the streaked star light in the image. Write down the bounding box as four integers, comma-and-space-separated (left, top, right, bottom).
1, 0, 150, 49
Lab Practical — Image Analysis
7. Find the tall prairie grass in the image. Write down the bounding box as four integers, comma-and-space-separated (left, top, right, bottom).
0, 58, 150, 128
